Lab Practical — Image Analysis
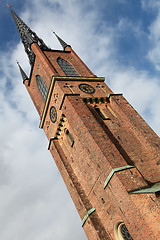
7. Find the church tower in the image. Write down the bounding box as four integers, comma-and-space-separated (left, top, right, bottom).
9, 6, 160, 240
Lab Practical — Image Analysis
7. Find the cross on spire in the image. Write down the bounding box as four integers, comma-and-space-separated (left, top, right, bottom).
8, 4, 49, 65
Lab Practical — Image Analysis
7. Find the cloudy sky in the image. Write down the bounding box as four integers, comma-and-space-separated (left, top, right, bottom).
0, 0, 160, 239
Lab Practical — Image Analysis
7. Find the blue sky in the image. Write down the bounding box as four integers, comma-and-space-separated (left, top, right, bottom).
0, 0, 158, 74
0, 0, 160, 240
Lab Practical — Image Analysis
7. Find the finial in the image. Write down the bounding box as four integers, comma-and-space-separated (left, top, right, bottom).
16, 60, 20, 66
7, 3, 10, 9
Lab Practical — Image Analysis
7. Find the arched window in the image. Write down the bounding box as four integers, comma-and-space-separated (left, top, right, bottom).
114, 221, 133, 240
36, 75, 48, 102
57, 57, 80, 76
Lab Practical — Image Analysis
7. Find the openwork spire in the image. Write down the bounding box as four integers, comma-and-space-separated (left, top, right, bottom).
17, 61, 29, 83
8, 4, 49, 65
53, 31, 70, 49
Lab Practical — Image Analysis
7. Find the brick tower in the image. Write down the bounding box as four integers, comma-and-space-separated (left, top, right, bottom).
9, 6, 160, 240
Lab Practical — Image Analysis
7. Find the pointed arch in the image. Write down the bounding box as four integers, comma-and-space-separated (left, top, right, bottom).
36, 75, 48, 102
57, 57, 80, 76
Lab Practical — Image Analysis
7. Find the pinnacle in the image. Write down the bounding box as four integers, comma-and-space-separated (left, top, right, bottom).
53, 31, 70, 49
17, 61, 29, 83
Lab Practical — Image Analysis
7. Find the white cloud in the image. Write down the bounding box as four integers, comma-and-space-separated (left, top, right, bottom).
1, 1, 160, 240
108, 67, 160, 135
147, 11, 160, 70
141, 0, 160, 71
141, 0, 160, 10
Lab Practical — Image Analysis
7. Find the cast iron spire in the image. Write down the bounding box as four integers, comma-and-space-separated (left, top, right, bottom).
53, 31, 70, 49
8, 4, 49, 65
17, 61, 29, 83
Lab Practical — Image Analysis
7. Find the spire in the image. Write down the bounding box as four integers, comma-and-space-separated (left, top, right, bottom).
17, 61, 29, 83
53, 31, 70, 49
8, 4, 49, 65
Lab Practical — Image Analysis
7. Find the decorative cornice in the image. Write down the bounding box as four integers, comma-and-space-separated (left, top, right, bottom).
107, 93, 123, 99
52, 76, 105, 82
83, 96, 109, 105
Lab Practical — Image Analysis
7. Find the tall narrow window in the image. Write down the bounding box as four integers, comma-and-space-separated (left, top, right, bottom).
36, 75, 49, 102
95, 107, 109, 120
65, 129, 74, 147
107, 105, 117, 118
57, 57, 80, 76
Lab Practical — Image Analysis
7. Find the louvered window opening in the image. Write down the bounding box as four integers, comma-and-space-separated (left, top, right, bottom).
57, 58, 80, 76
36, 75, 49, 102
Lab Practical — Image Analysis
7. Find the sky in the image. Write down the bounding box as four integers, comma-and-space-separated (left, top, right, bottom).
0, 0, 160, 239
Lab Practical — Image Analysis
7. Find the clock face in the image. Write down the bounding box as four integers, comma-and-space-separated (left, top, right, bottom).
79, 84, 95, 94
50, 106, 57, 123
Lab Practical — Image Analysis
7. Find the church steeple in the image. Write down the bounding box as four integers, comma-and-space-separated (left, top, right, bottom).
53, 31, 70, 49
8, 4, 49, 65
9, 4, 160, 240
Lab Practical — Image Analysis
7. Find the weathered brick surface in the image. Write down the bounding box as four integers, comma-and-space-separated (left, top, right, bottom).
25, 42, 160, 240
59, 95, 160, 239
108, 95, 160, 182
